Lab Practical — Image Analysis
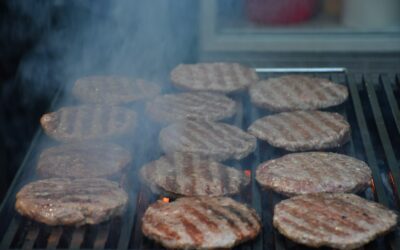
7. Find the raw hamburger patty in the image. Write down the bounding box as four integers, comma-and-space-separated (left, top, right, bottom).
146, 92, 236, 123
142, 197, 261, 249
15, 178, 128, 226
248, 110, 350, 151
40, 105, 137, 142
171, 63, 259, 93
273, 193, 398, 249
159, 120, 257, 161
72, 76, 160, 104
250, 75, 348, 112
37, 143, 132, 178
256, 152, 372, 196
140, 153, 250, 197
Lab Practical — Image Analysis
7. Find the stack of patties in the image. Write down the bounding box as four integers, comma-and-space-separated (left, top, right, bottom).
140, 63, 262, 249
140, 154, 261, 249
248, 75, 351, 151
14, 75, 158, 226
256, 152, 398, 249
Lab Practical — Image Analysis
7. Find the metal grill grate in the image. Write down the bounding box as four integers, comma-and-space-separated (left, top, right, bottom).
0, 72, 399, 250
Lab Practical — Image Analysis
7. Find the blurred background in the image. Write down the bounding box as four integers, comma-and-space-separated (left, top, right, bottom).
0, 0, 399, 203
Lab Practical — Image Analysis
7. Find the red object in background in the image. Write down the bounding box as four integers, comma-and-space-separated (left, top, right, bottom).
246, 0, 317, 25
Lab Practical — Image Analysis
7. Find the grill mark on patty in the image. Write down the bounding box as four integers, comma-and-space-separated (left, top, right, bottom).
300, 77, 328, 102
182, 159, 196, 195
179, 216, 204, 245
187, 122, 226, 151
265, 117, 297, 142
327, 198, 377, 224
277, 216, 327, 238
182, 205, 219, 232
313, 111, 344, 133
198, 202, 243, 238
217, 164, 230, 194
295, 198, 367, 232
296, 111, 330, 138
279, 203, 350, 236
280, 112, 313, 140
222, 204, 255, 230
146, 214, 181, 240
269, 81, 295, 107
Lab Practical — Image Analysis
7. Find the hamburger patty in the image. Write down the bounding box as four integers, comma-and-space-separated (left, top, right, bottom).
159, 120, 257, 161
40, 105, 137, 142
256, 152, 372, 196
15, 178, 128, 226
248, 110, 350, 151
273, 193, 398, 249
37, 142, 132, 178
250, 75, 348, 112
140, 153, 250, 197
142, 197, 261, 249
72, 76, 160, 105
146, 92, 236, 123
171, 63, 259, 93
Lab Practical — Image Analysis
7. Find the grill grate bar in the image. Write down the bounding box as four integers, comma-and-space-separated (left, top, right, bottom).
364, 75, 400, 204
347, 74, 389, 206
92, 224, 110, 250
0, 217, 19, 249
46, 227, 62, 249
381, 75, 400, 136
22, 227, 40, 250
69, 228, 85, 249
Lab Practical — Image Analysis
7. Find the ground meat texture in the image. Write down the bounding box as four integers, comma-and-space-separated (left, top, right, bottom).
256, 152, 372, 196
15, 178, 128, 226
248, 110, 350, 151
250, 75, 348, 112
73, 76, 160, 105
142, 197, 261, 249
159, 120, 257, 161
146, 92, 237, 124
273, 193, 398, 249
40, 105, 137, 142
140, 153, 250, 197
171, 63, 259, 93
36, 142, 132, 178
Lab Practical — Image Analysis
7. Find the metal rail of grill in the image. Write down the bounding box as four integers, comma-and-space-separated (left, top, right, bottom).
0, 72, 399, 250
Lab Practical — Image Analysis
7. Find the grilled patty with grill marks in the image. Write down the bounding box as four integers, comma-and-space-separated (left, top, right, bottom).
146, 92, 237, 124
159, 120, 257, 161
37, 142, 132, 178
15, 178, 128, 226
250, 75, 348, 112
171, 63, 259, 93
142, 197, 261, 249
256, 152, 372, 196
273, 193, 398, 249
248, 110, 350, 151
40, 105, 137, 142
140, 153, 250, 197
73, 76, 160, 105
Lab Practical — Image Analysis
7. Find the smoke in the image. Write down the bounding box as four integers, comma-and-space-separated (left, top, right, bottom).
0, 0, 199, 194
13, 0, 198, 97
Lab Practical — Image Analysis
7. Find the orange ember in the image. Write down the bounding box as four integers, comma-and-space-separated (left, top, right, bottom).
244, 170, 251, 177
162, 197, 170, 203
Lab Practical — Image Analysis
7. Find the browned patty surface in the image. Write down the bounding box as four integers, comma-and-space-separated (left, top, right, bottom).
273, 193, 398, 249
73, 76, 160, 104
256, 152, 372, 196
171, 63, 259, 93
15, 178, 128, 226
248, 110, 350, 151
37, 143, 132, 178
146, 92, 236, 123
250, 75, 348, 112
40, 105, 137, 142
142, 197, 261, 249
140, 153, 250, 197
159, 120, 257, 161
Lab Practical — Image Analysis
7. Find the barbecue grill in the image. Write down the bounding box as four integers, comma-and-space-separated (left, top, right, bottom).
0, 70, 399, 250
